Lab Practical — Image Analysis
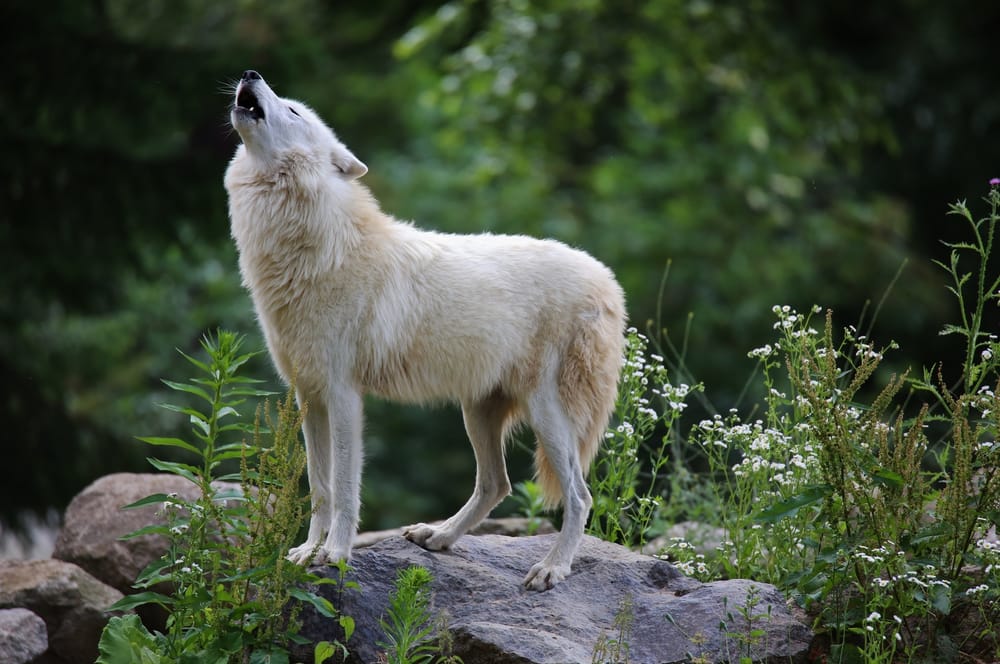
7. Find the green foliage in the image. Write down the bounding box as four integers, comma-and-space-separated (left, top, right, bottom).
96, 331, 351, 663
719, 586, 772, 664
510, 480, 546, 535
588, 328, 700, 547
98, 615, 168, 664
637, 186, 1000, 661
377, 565, 462, 664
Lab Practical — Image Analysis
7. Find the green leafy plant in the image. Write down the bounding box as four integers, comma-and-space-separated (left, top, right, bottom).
588, 328, 701, 547
591, 594, 634, 664
603, 183, 1000, 661
96, 330, 353, 664
718, 585, 772, 664
376, 565, 462, 664
510, 480, 546, 535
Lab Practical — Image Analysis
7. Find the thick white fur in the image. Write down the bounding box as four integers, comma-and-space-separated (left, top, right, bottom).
225, 72, 625, 590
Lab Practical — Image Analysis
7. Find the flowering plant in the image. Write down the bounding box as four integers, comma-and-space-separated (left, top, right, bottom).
97, 331, 353, 663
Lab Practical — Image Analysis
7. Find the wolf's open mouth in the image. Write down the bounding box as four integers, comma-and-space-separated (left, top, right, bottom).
236, 86, 265, 121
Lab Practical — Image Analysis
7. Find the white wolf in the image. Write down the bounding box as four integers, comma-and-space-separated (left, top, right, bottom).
225, 70, 625, 590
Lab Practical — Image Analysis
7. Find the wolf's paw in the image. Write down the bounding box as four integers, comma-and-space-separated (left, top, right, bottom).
287, 542, 351, 567
287, 541, 321, 565
523, 561, 570, 591
403, 523, 456, 551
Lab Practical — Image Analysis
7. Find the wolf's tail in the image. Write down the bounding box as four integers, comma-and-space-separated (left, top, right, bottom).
535, 295, 625, 509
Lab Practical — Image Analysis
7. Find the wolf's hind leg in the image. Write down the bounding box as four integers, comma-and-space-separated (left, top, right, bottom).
522, 384, 592, 591
404, 392, 515, 550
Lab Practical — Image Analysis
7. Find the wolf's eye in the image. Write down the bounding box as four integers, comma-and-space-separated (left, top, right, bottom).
288, 106, 301, 117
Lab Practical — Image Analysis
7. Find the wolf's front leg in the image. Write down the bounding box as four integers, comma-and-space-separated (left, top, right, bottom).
288, 386, 363, 566
321, 385, 364, 563
288, 395, 333, 565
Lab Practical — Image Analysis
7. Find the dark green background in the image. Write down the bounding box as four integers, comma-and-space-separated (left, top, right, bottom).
3, 0, 998, 531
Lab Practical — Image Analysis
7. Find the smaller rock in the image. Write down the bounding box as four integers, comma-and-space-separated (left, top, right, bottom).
0, 608, 48, 664
0, 559, 123, 664
53, 472, 240, 594
643, 521, 728, 557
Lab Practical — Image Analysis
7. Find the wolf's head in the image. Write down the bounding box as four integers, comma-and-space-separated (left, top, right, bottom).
230, 70, 367, 179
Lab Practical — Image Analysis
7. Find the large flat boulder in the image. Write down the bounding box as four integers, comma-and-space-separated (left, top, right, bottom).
295, 534, 813, 663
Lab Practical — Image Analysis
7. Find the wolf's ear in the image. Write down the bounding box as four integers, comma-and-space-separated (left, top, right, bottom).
332, 145, 368, 180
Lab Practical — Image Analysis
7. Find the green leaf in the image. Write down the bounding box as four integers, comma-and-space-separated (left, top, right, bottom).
162, 379, 212, 402
339, 615, 355, 642
136, 436, 200, 455
190, 415, 211, 437
121, 493, 176, 510
147, 457, 201, 484
223, 563, 272, 584
289, 587, 338, 618
212, 449, 248, 463
226, 375, 269, 385
192, 377, 221, 388
754, 484, 831, 524
939, 323, 969, 338
133, 557, 174, 587
226, 387, 280, 397
177, 348, 212, 374
230, 350, 261, 374
96, 614, 166, 664
107, 591, 174, 613
217, 406, 239, 419
941, 241, 979, 251
158, 403, 210, 421
219, 422, 257, 434
314, 641, 346, 664
931, 584, 952, 615
872, 468, 904, 488
910, 522, 952, 548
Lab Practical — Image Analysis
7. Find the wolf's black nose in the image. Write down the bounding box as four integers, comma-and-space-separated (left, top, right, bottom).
242, 70, 262, 82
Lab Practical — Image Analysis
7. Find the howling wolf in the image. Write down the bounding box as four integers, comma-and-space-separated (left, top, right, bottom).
224, 70, 625, 590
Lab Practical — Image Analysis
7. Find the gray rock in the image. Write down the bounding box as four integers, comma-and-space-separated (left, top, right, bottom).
0, 608, 48, 664
53, 472, 239, 594
295, 534, 812, 664
0, 559, 123, 664
354, 516, 556, 548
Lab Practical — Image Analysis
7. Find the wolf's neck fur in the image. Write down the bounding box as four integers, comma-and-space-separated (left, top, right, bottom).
228, 149, 390, 305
